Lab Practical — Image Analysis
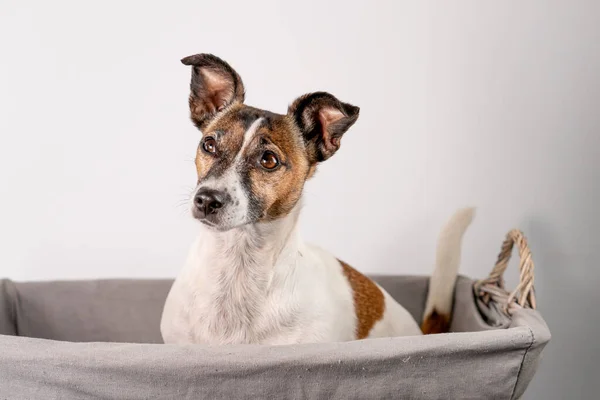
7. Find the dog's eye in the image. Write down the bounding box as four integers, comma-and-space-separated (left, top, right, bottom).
259, 151, 279, 170
202, 137, 217, 154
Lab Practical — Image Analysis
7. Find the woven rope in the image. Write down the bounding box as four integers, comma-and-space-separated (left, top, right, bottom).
474, 229, 536, 315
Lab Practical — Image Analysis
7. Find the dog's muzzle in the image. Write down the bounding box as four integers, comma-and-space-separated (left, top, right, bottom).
192, 188, 229, 221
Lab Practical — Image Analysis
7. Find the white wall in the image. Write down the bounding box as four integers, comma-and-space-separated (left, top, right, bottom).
1, 1, 598, 398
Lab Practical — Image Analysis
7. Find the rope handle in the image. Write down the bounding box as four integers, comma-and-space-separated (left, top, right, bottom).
474, 229, 537, 314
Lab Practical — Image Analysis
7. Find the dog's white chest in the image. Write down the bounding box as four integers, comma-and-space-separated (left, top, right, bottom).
160, 236, 359, 345
162, 280, 260, 345
162, 240, 293, 345
162, 250, 262, 344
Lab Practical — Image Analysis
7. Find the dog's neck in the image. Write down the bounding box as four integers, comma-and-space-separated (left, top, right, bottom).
191, 203, 304, 342
197, 202, 303, 276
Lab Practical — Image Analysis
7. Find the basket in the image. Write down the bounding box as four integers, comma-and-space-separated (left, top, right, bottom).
0, 230, 550, 399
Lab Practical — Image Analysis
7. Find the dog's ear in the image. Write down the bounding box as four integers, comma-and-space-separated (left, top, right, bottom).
181, 53, 245, 131
288, 92, 359, 162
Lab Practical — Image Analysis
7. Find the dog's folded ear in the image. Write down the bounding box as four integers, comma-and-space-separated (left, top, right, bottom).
181, 54, 245, 131
288, 92, 359, 162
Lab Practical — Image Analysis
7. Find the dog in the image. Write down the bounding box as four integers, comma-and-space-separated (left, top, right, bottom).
160, 54, 475, 345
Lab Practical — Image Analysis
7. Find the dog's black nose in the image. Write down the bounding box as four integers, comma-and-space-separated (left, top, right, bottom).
194, 189, 225, 218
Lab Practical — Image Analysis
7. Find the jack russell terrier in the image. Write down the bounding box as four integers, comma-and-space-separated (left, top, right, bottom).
160, 54, 475, 345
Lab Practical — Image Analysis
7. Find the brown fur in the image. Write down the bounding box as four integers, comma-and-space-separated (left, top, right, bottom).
420, 309, 450, 334
248, 116, 310, 220
339, 260, 385, 339
194, 104, 246, 179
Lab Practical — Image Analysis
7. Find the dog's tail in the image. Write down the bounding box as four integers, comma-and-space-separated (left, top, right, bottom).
421, 207, 476, 334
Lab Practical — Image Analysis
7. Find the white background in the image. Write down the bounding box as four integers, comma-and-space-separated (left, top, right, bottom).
1, 1, 598, 398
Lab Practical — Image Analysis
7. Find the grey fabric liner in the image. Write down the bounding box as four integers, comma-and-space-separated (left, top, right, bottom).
0, 276, 550, 400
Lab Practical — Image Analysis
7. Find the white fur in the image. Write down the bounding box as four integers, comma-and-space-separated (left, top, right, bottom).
162, 204, 357, 344
423, 207, 476, 319
194, 168, 249, 229
161, 205, 474, 345
238, 118, 263, 155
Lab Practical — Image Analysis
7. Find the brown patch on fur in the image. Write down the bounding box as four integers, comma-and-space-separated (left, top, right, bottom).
194, 104, 248, 180
420, 309, 450, 334
339, 260, 385, 339
248, 115, 310, 220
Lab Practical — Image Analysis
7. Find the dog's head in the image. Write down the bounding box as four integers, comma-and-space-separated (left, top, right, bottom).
184, 54, 359, 231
